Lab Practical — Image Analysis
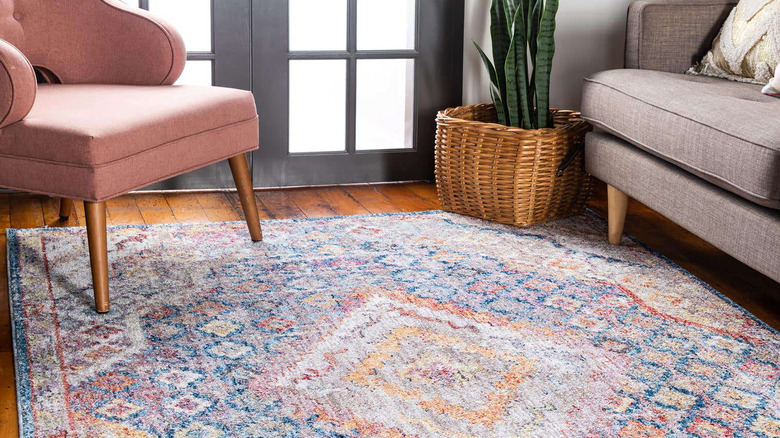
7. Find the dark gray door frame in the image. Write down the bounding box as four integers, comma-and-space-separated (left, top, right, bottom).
251, 0, 464, 187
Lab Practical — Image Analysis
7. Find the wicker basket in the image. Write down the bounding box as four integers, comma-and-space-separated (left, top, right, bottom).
435, 103, 592, 227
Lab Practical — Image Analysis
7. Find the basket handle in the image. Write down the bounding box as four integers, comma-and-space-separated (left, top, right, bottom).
556, 142, 585, 177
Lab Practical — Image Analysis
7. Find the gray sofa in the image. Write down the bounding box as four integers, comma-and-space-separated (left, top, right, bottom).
581, 0, 780, 284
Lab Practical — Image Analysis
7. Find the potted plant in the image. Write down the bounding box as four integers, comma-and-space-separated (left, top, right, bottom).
435, 0, 592, 227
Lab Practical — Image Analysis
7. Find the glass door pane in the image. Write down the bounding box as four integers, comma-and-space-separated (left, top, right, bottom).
149, 0, 214, 87
148, 0, 213, 52
356, 59, 415, 150
357, 0, 416, 50
289, 60, 347, 153
289, 0, 348, 51
175, 61, 213, 86
287, 0, 349, 154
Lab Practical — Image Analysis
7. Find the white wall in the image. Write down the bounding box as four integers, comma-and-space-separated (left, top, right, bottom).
463, 0, 634, 110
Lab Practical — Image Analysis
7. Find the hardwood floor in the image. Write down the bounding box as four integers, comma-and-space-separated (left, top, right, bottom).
0, 181, 778, 434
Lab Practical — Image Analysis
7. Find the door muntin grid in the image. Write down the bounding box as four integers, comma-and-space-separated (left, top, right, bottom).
287, 0, 419, 155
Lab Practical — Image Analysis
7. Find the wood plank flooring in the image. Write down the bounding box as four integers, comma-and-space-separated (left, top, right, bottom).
0, 181, 778, 435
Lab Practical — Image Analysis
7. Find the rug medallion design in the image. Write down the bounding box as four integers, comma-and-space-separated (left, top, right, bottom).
7, 211, 780, 437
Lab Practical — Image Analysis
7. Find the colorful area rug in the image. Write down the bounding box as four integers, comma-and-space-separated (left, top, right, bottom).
7, 211, 780, 437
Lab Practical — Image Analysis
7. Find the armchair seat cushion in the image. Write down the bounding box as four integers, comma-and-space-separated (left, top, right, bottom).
0, 84, 258, 201
582, 69, 780, 209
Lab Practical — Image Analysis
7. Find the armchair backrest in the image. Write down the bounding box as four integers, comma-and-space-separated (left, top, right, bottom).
0, 0, 185, 85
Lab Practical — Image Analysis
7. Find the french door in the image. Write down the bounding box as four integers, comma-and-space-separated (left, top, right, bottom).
252, 0, 464, 187
126, 0, 463, 189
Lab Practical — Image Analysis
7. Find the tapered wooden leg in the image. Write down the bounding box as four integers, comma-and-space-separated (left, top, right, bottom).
59, 198, 74, 221
228, 154, 263, 242
85, 201, 110, 313
607, 185, 629, 245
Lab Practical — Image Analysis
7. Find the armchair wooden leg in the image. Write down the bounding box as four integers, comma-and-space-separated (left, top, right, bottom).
228, 154, 263, 242
60, 198, 74, 221
85, 201, 110, 313
607, 185, 628, 245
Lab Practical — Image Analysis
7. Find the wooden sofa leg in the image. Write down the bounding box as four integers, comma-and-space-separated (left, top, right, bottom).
85, 201, 110, 313
228, 154, 263, 242
607, 185, 628, 245
59, 198, 74, 221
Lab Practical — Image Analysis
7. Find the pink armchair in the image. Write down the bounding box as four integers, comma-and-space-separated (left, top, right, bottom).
0, 0, 263, 312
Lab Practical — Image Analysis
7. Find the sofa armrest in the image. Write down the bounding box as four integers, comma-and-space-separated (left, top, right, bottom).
625, 0, 736, 73
7, 0, 186, 85
0, 39, 36, 129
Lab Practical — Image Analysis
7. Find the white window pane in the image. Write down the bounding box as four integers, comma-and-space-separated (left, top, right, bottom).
149, 0, 212, 52
356, 59, 414, 151
289, 0, 347, 51
175, 61, 212, 86
289, 60, 347, 153
357, 0, 416, 50
119, 0, 139, 7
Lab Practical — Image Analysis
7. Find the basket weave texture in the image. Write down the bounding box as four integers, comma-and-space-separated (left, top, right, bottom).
435, 103, 592, 227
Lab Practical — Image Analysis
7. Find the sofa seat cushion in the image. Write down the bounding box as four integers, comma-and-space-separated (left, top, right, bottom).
0, 84, 258, 201
582, 69, 780, 209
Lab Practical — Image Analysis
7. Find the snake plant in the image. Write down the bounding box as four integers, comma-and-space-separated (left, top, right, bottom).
474, 0, 559, 129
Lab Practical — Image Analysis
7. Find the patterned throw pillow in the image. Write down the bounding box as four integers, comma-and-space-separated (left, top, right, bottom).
688, 0, 780, 85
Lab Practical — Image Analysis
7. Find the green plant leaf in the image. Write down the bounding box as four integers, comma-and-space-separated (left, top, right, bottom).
505, 5, 532, 129
504, 45, 519, 126
473, 41, 500, 88
474, 41, 509, 124
527, 0, 542, 124
504, 0, 519, 29
489, 86, 508, 126
535, 0, 558, 128
527, 0, 541, 63
490, 0, 512, 119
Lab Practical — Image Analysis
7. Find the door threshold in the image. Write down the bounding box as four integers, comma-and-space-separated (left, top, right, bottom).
131, 180, 434, 195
